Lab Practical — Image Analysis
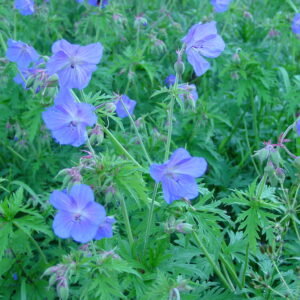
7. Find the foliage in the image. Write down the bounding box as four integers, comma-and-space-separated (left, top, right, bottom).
0, 0, 300, 299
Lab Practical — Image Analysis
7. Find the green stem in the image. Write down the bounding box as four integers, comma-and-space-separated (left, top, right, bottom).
0, 31, 7, 53
241, 244, 249, 287
243, 119, 260, 176
14, 12, 17, 40
257, 173, 268, 200
14, 222, 48, 265
119, 97, 152, 164
286, 0, 298, 12
192, 232, 234, 292
221, 261, 235, 292
86, 138, 96, 158
143, 182, 159, 254
271, 258, 295, 299
102, 126, 142, 169
292, 218, 300, 242
164, 94, 175, 161
118, 193, 134, 246
250, 93, 259, 150
219, 253, 243, 290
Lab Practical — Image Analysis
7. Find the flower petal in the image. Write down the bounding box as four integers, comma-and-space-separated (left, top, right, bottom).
94, 216, 116, 240
149, 163, 167, 182
51, 123, 87, 147
50, 190, 73, 211
42, 106, 71, 131
174, 157, 207, 177
69, 184, 95, 209
83, 201, 106, 226
161, 175, 199, 204
76, 42, 103, 65
57, 63, 96, 89
52, 211, 73, 239
168, 148, 191, 166
198, 35, 225, 58
186, 49, 210, 77
70, 219, 99, 243
46, 51, 70, 75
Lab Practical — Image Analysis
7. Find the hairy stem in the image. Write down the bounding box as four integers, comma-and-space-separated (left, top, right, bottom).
119, 97, 152, 164
102, 126, 142, 169
143, 182, 159, 254
118, 193, 134, 246
193, 231, 234, 292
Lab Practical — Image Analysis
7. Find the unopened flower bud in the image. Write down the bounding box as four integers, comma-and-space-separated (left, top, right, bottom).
90, 124, 104, 145
270, 150, 282, 166
105, 102, 116, 113
232, 53, 240, 63
134, 15, 148, 27
275, 167, 285, 181
175, 222, 193, 233
57, 278, 69, 300
174, 50, 185, 77
243, 11, 253, 20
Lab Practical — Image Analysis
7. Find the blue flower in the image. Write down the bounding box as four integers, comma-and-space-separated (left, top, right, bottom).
292, 13, 300, 35
115, 95, 137, 118
42, 89, 97, 147
14, 0, 35, 15
46, 39, 103, 89
165, 74, 176, 87
211, 0, 232, 13
150, 148, 207, 204
6, 39, 39, 68
94, 216, 116, 240
182, 21, 225, 77
88, 0, 109, 7
50, 184, 106, 243
296, 119, 300, 136
76, 0, 109, 8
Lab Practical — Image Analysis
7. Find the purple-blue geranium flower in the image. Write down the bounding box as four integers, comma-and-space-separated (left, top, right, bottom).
211, 0, 232, 13
14, 0, 35, 15
292, 13, 300, 35
178, 84, 198, 103
6, 39, 39, 68
115, 95, 137, 118
46, 39, 103, 89
94, 216, 116, 240
296, 119, 300, 136
165, 74, 176, 87
182, 21, 225, 77
42, 88, 97, 147
150, 148, 207, 204
76, 0, 109, 8
88, 0, 109, 7
50, 184, 106, 243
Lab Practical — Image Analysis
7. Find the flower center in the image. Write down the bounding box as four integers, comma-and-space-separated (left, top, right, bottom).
73, 213, 82, 222
69, 120, 78, 128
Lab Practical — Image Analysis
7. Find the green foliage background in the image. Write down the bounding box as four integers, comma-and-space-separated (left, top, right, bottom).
0, 0, 299, 299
